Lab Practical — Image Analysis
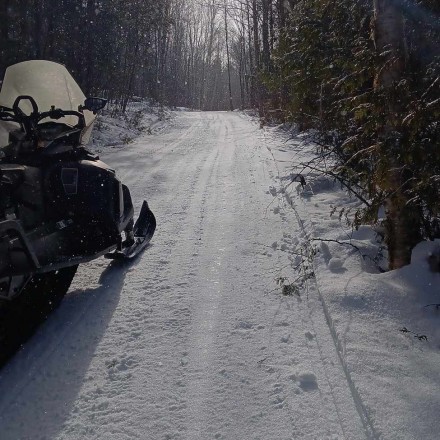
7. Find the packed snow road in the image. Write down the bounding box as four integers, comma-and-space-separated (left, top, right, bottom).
0, 112, 368, 439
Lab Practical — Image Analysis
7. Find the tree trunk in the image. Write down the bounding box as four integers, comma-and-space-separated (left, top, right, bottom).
224, 2, 234, 111
373, 0, 419, 269
261, 0, 270, 71
0, 0, 8, 41
246, 0, 256, 107
32, 0, 44, 58
122, 41, 140, 113
0, 0, 10, 75
373, 0, 405, 87
252, 0, 260, 71
252, 0, 262, 114
277, 0, 286, 30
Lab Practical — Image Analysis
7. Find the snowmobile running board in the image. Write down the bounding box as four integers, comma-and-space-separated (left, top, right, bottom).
105, 201, 156, 260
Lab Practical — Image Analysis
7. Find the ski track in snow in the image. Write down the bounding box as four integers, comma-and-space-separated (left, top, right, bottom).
263, 134, 378, 440
0, 112, 368, 440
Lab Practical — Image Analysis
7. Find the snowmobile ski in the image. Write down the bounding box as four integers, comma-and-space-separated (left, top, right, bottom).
105, 201, 156, 260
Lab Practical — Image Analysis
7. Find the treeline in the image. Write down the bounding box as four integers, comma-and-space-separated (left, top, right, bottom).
0, 0, 240, 111
233, 0, 439, 269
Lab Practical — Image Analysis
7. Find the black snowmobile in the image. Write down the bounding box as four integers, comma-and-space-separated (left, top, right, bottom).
0, 60, 156, 364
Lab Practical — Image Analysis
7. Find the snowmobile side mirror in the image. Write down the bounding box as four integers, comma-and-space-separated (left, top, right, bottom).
82, 97, 107, 114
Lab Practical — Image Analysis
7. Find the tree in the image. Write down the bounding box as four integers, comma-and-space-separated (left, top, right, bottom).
251, 0, 439, 270
372, 0, 416, 268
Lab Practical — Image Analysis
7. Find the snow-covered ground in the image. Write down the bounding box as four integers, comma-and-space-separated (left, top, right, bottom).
0, 110, 439, 439
90, 101, 176, 152
261, 124, 440, 440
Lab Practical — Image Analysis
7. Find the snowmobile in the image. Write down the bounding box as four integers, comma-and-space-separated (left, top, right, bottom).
0, 60, 156, 364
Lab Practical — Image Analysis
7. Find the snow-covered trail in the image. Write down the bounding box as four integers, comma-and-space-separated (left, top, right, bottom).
0, 112, 367, 439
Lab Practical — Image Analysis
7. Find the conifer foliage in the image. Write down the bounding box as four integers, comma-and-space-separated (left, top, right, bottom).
250, 0, 439, 269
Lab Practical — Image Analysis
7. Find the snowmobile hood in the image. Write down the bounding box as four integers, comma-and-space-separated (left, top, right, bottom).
0, 60, 95, 145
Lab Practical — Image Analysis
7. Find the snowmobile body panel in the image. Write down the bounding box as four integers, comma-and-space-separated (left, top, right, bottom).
0, 153, 136, 280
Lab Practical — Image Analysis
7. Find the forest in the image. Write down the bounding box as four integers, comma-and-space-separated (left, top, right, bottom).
0, 0, 439, 270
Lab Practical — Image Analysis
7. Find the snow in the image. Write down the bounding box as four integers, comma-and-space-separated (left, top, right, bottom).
0, 110, 439, 439
89, 100, 176, 152
262, 122, 440, 440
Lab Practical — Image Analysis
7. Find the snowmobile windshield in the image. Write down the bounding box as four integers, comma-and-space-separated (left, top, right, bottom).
0, 60, 95, 147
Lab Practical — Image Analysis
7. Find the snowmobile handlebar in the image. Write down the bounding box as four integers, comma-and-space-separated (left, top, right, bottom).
38, 108, 86, 128
0, 96, 86, 130
0, 110, 15, 122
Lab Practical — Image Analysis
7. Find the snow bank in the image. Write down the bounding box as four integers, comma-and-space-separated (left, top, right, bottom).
261, 122, 440, 440
89, 100, 175, 153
